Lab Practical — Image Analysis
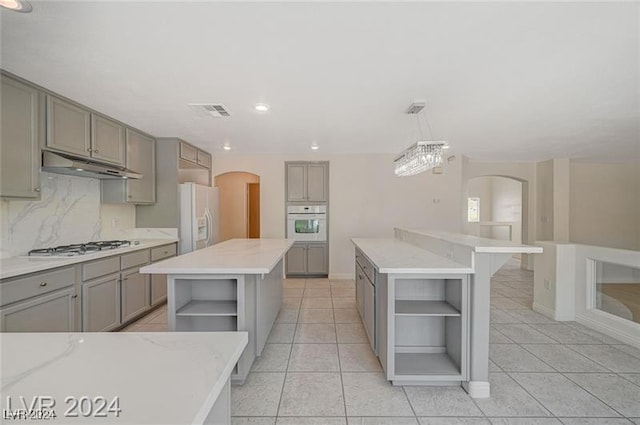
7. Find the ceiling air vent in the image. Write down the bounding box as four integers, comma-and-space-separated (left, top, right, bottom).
406, 101, 425, 115
188, 103, 231, 118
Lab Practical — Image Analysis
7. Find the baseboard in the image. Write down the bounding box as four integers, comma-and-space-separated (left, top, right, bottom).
329, 273, 353, 280
463, 381, 490, 398
532, 302, 556, 321
576, 313, 640, 349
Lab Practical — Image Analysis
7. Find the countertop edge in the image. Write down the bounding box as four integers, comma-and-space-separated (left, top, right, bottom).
0, 238, 179, 280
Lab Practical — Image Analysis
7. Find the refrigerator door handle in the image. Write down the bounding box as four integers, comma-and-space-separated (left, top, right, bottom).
204, 209, 212, 246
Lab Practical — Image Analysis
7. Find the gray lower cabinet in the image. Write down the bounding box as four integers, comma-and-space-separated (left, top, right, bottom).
285, 243, 328, 276
121, 268, 151, 323
0, 74, 42, 199
82, 274, 121, 332
356, 266, 365, 316
363, 276, 375, 346
0, 289, 75, 332
150, 243, 177, 306
151, 274, 167, 306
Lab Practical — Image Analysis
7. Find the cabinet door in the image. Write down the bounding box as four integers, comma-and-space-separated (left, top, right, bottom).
179, 141, 198, 163
286, 244, 307, 275
306, 244, 327, 274
46, 95, 91, 158
0, 289, 74, 332
125, 129, 156, 204
355, 265, 365, 318
1, 75, 41, 199
307, 163, 327, 202
151, 274, 167, 306
363, 278, 375, 349
196, 149, 211, 168
91, 114, 125, 166
286, 163, 307, 202
82, 274, 121, 332
121, 269, 150, 323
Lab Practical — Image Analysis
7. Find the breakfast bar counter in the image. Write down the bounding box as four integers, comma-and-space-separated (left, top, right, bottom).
140, 238, 294, 383
352, 229, 542, 398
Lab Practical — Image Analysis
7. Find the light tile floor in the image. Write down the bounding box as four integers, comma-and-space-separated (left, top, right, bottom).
122, 260, 640, 425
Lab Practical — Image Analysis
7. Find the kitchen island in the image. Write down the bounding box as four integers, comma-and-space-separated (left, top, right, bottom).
353, 228, 542, 398
140, 238, 294, 383
1, 332, 247, 425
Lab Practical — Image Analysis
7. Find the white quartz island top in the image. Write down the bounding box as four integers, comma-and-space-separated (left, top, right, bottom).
140, 238, 295, 275
0, 239, 178, 280
397, 228, 544, 254
352, 238, 473, 274
1, 331, 247, 424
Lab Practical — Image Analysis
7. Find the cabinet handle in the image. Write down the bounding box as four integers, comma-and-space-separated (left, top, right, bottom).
358, 274, 363, 279
123, 277, 128, 281
39, 282, 47, 287
34, 187, 41, 192
163, 251, 168, 254
72, 294, 78, 299
87, 148, 93, 152
93, 149, 99, 153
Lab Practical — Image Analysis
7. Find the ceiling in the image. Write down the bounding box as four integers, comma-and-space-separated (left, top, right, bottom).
1, 1, 638, 161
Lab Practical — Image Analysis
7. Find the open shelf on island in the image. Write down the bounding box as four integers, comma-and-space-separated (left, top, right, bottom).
176, 300, 237, 317
395, 352, 461, 376
395, 300, 460, 316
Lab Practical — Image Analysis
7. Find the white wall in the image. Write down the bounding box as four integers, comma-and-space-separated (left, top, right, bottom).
0, 172, 135, 257
569, 161, 640, 251
490, 177, 522, 243
212, 153, 463, 277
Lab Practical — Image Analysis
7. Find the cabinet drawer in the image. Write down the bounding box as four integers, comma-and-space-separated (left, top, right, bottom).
355, 250, 376, 284
151, 244, 177, 262
179, 141, 197, 163
1, 267, 74, 307
121, 249, 150, 270
82, 256, 120, 281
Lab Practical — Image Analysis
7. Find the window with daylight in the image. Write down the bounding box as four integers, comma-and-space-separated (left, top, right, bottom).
468, 197, 480, 222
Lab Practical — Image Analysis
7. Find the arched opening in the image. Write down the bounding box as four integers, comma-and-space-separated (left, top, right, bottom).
466, 175, 525, 262
214, 172, 261, 241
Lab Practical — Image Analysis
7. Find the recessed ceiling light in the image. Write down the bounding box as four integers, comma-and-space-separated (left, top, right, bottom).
254, 103, 270, 112
223, 145, 231, 151
311, 144, 319, 151
0, 0, 32, 12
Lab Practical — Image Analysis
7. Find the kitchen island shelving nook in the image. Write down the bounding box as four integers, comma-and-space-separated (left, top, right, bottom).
140, 238, 294, 384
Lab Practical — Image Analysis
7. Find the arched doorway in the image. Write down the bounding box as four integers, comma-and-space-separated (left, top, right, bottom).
214, 172, 261, 241
466, 175, 526, 263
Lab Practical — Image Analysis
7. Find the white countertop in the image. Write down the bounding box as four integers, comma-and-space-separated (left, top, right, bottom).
398, 228, 544, 254
140, 238, 295, 275
1, 332, 247, 424
0, 239, 178, 280
352, 238, 473, 274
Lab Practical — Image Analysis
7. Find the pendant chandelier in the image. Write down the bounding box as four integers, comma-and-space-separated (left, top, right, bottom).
394, 101, 449, 177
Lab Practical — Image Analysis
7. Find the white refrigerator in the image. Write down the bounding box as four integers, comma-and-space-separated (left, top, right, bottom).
179, 183, 219, 254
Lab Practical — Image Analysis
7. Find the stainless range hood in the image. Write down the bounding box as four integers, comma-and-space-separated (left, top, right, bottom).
41, 151, 143, 180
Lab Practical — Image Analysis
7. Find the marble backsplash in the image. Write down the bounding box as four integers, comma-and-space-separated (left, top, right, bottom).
0, 172, 136, 258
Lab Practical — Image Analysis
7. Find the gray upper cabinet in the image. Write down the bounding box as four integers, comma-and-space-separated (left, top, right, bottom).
91, 114, 126, 166
125, 129, 156, 204
286, 163, 307, 202
46, 95, 91, 158
197, 149, 212, 168
307, 164, 327, 202
180, 141, 198, 163
286, 162, 329, 203
0, 74, 41, 199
